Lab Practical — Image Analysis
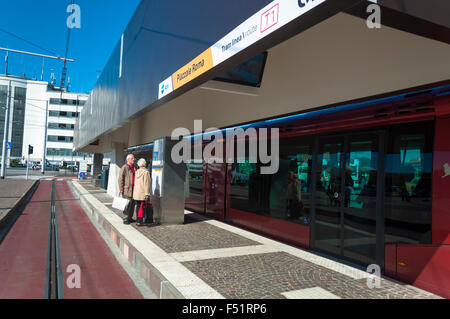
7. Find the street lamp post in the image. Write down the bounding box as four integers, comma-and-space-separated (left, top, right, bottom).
1, 80, 11, 179
41, 100, 48, 175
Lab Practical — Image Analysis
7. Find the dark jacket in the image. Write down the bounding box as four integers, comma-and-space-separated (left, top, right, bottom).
118, 164, 135, 198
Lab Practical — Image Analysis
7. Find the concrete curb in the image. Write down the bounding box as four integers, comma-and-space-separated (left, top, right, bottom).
0, 180, 39, 229
69, 180, 185, 299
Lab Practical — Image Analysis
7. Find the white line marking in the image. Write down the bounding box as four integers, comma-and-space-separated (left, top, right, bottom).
169, 245, 281, 262
281, 287, 341, 299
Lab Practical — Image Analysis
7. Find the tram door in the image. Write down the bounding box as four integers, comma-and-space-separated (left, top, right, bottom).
313, 132, 382, 266
203, 162, 227, 220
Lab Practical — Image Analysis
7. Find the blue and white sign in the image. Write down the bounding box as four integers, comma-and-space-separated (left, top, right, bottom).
158, 76, 173, 99
6, 142, 11, 150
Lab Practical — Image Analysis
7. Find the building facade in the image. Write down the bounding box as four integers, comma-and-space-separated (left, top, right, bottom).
0, 74, 92, 166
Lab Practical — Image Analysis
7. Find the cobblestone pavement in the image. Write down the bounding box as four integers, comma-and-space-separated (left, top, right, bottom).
182, 252, 439, 299
76, 180, 442, 299
130, 214, 261, 253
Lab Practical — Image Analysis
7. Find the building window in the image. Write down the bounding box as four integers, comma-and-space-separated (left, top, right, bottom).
11, 87, 26, 157
48, 135, 73, 143
49, 111, 79, 118
48, 123, 75, 130
47, 148, 87, 157
49, 98, 60, 105
0, 85, 7, 144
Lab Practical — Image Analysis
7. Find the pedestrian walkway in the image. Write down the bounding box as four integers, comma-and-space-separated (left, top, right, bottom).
0, 179, 36, 227
70, 180, 442, 299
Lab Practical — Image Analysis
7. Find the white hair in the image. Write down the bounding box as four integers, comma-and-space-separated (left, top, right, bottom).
126, 154, 134, 161
137, 158, 146, 168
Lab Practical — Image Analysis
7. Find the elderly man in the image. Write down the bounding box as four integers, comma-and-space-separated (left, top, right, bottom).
118, 153, 136, 224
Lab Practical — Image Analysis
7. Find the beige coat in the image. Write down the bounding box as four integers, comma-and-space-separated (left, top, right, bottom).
133, 168, 151, 201
118, 164, 135, 198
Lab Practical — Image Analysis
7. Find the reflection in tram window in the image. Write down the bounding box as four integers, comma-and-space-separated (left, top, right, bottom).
315, 140, 343, 255
385, 122, 434, 245
230, 137, 312, 225
343, 137, 378, 265
185, 160, 204, 204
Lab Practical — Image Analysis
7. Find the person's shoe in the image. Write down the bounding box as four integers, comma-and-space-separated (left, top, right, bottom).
136, 223, 144, 226
123, 219, 131, 225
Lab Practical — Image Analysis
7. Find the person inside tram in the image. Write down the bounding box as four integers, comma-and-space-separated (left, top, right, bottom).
286, 171, 302, 219
400, 165, 415, 202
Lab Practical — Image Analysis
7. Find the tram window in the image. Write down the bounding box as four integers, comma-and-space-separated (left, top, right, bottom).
185, 160, 204, 203
385, 122, 434, 245
230, 136, 312, 225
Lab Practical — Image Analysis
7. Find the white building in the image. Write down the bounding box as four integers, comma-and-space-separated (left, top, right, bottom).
0, 74, 93, 167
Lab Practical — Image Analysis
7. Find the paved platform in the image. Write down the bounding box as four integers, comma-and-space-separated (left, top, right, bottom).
70, 180, 442, 299
0, 179, 36, 227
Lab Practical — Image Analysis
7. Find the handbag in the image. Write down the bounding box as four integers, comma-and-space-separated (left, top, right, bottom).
137, 201, 153, 224
112, 194, 130, 212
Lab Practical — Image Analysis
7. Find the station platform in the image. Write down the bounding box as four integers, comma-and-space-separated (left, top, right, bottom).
69, 180, 442, 299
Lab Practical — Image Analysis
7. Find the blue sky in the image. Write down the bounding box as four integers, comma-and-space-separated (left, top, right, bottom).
0, 0, 140, 93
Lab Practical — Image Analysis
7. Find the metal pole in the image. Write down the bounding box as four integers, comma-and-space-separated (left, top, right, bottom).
5, 51, 8, 75
41, 100, 48, 175
1, 80, 11, 179
26, 152, 29, 180
0, 47, 74, 62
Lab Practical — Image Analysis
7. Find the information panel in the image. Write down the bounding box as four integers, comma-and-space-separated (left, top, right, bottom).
152, 138, 165, 167
151, 168, 163, 197
79, 160, 88, 173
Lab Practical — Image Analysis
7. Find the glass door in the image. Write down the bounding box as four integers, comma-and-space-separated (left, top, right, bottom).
313, 133, 381, 266
343, 135, 379, 265
314, 137, 344, 256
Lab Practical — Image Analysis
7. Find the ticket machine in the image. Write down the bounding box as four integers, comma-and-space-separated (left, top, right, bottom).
151, 137, 186, 225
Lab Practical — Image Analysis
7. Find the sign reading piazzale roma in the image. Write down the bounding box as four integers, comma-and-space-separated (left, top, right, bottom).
158, 0, 327, 99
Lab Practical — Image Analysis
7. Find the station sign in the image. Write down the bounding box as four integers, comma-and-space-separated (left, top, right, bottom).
158, 0, 327, 98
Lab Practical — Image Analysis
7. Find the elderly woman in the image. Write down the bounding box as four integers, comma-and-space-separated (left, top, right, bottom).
133, 158, 151, 226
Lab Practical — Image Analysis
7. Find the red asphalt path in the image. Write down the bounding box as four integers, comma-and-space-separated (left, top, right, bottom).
0, 180, 143, 299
